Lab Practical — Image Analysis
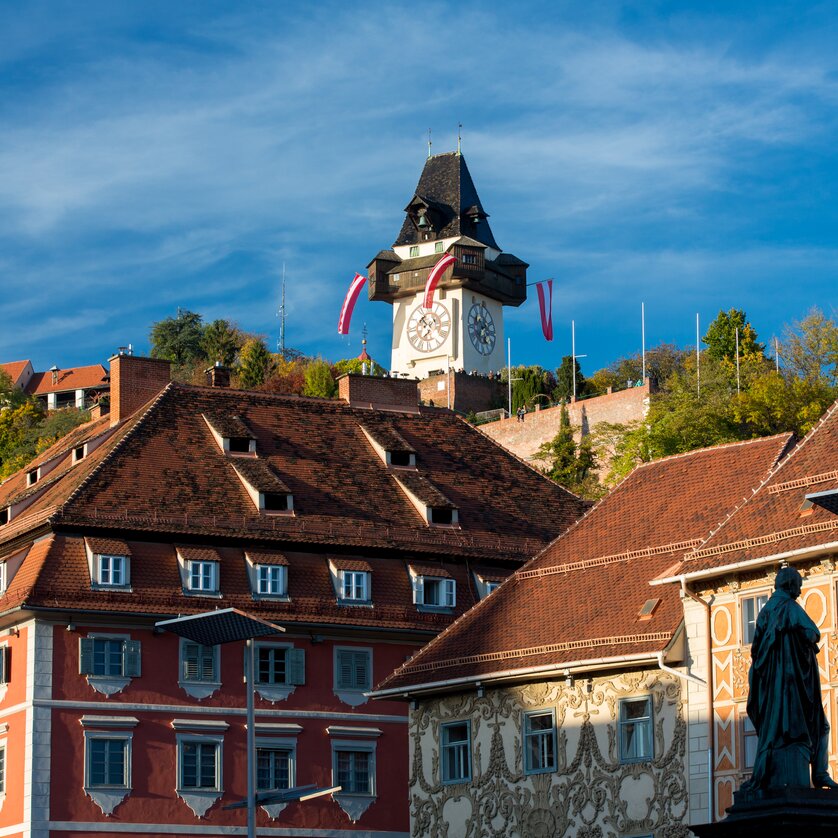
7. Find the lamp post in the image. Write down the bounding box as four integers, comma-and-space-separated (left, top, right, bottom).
155, 608, 338, 838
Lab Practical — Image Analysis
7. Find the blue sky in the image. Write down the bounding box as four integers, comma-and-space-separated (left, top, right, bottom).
1, 0, 836, 377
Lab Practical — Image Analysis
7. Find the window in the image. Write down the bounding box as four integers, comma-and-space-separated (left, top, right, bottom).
389, 450, 413, 467
742, 594, 768, 645
335, 748, 373, 795
441, 722, 471, 783
335, 648, 371, 692
179, 740, 220, 790
257, 565, 287, 596
486, 581, 501, 594
263, 492, 291, 512
415, 576, 456, 608
340, 570, 369, 602
86, 737, 129, 788
73, 445, 86, 463
27, 469, 38, 486
0, 563, 6, 594
434, 241, 444, 253
0, 645, 11, 684
0, 744, 4, 794
409, 245, 419, 257
257, 747, 292, 791
743, 715, 758, 770
429, 507, 456, 525
0, 508, 7, 527
524, 711, 556, 774
254, 645, 305, 687
462, 253, 477, 265
79, 637, 141, 678
619, 697, 653, 763
228, 437, 251, 454
97, 555, 127, 587
182, 642, 217, 683
188, 560, 218, 593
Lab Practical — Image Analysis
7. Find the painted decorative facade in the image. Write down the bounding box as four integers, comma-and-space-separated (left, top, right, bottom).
408, 671, 689, 838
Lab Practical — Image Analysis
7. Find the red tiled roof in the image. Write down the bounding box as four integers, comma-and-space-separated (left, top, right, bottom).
86, 537, 131, 556
374, 433, 792, 695
25, 364, 108, 396
0, 360, 31, 387
661, 398, 838, 579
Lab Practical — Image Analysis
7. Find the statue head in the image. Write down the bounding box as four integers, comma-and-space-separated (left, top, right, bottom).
775, 565, 803, 599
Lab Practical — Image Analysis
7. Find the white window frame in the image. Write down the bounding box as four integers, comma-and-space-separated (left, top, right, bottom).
741, 592, 769, 645
0, 738, 6, 803
0, 563, 6, 595
178, 639, 220, 700
333, 646, 372, 707
340, 570, 370, 603
742, 713, 758, 771
409, 245, 419, 257
441, 720, 471, 784
187, 560, 219, 595
329, 735, 378, 822
618, 696, 654, 763
95, 554, 129, 588
80, 718, 137, 816
175, 732, 224, 817
257, 564, 287, 597
414, 575, 456, 608
523, 709, 557, 775
251, 642, 304, 703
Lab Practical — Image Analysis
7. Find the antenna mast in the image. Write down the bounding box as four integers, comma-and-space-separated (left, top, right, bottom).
277, 263, 287, 356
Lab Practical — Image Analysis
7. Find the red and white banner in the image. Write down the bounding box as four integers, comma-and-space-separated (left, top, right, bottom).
423, 254, 457, 309
535, 279, 554, 341
337, 273, 367, 335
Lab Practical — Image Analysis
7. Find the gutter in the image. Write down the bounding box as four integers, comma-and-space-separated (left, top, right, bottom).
370, 650, 662, 700
651, 540, 838, 586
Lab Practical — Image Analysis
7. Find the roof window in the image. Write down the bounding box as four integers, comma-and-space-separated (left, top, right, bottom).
264, 492, 292, 512
410, 565, 456, 609
429, 507, 456, 526
27, 469, 39, 487
176, 547, 222, 598
358, 423, 416, 468
245, 550, 290, 601
73, 445, 86, 463
391, 472, 459, 527
0, 508, 8, 527
329, 559, 372, 606
637, 598, 660, 621
230, 459, 294, 515
203, 413, 256, 455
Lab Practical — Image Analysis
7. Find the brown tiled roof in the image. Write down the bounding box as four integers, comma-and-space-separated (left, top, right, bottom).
329, 557, 373, 572
26, 364, 108, 395
203, 412, 254, 440
660, 399, 838, 579
392, 471, 456, 509
245, 549, 289, 566
408, 562, 452, 579
359, 421, 415, 454
374, 433, 791, 695
176, 546, 222, 563
86, 537, 131, 556
231, 458, 292, 494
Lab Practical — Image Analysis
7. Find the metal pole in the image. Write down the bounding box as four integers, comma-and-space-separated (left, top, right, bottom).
735, 327, 740, 394
507, 338, 512, 418
572, 320, 576, 401
775, 336, 780, 372
246, 637, 256, 838
696, 313, 700, 398
641, 302, 646, 382
446, 356, 451, 411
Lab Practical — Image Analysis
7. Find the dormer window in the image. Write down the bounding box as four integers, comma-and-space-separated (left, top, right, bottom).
27, 469, 39, 487
410, 566, 456, 609
73, 445, 86, 463
342, 571, 369, 602
230, 460, 294, 516
264, 493, 292, 512
473, 570, 504, 599
228, 437, 252, 454
177, 547, 222, 597
245, 550, 290, 601
358, 424, 417, 469
203, 413, 256, 456
409, 246, 419, 257
189, 561, 219, 593
392, 472, 459, 527
85, 538, 132, 591
0, 562, 6, 594
429, 507, 456, 525
329, 559, 372, 605
0, 508, 8, 527
97, 555, 128, 587
389, 450, 415, 468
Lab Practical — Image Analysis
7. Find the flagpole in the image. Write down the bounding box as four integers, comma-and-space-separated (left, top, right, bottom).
507, 338, 512, 419
641, 302, 646, 382
735, 326, 740, 394
696, 313, 701, 398
572, 320, 576, 401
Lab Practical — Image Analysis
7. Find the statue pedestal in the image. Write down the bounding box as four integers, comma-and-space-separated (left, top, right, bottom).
692, 788, 838, 837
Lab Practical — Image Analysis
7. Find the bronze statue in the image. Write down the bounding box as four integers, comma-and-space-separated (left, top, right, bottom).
743, 565, 838, 791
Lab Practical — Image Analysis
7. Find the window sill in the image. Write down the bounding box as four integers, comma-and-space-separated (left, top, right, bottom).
333, 792, 375, 822
85, 785, 130, 816
255, 683, 296, 703
179, 680, 221, 700
252, 594, 291, 603
416, 605, 455, 614
86, 675, 130, 697
91, 584, 133, 593
182, 589, 223, 599
334, 688, 369, 708
176, 788, 223, 818
336, 599, 373, 608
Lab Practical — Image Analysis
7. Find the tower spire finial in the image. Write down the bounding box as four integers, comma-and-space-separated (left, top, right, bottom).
457, 123, 462, 155
427, 128, 432, 159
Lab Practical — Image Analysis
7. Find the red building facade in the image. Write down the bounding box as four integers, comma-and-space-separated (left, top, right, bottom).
0, 354, 583, 837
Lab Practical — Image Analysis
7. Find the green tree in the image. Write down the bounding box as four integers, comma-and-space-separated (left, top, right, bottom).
781, 307, 838, 385
201, 319, 245, 367
554, 356, 588, 402
0, 369, 28, 410
333, 357, 388, 378
534, 406, 603, 499
237, 338, 276, 389
703, 309, 764, 366
150, 310, 205, 370
303, 359, 338, 399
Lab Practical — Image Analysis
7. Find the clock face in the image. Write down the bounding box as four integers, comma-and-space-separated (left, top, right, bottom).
468, 302, 496, 355
407, 302, 451, 353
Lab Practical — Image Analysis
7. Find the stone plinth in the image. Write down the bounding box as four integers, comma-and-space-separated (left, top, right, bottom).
692, 787, 838, 837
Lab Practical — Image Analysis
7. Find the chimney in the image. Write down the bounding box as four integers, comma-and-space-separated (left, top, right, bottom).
337, 373, 419, 412
109, 351, 171, 426
205, 362, 231, 388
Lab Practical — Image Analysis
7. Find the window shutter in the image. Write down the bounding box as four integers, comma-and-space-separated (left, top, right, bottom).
444, 579, 456, 607
201, 647, 216, 681
122, 640, 142, 677
79, 637, 95, 675
338, 651, 353, 689
355, 651, 370, 689
287, 648, 305, 685
0, 647, 9, 684
411, 574, 424, 605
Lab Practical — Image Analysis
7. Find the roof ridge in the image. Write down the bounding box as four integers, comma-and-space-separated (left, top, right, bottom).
634, 431, 795, 470
55, 382, 176, 520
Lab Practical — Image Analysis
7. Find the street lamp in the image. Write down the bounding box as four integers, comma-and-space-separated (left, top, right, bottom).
155, 608, 338, 838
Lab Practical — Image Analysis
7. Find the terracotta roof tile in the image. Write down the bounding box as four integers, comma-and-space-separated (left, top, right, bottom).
392, 471, 455, 509
245, 549, 289, 566
25, 364, 108, 395
0, 360, 31, 387
375, 433, 791, 695
408, 562, 453, 579
230, 458, 292, 494
85, 537, 131, 556
203, 412, 254, 440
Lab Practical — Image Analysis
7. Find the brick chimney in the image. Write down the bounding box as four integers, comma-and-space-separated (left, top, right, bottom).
205, 362, 231, 388
337, 373, 419, 412
109, 352, 171, 426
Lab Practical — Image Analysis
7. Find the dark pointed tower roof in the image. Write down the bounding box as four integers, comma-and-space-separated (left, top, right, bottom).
393, 152, 500, 250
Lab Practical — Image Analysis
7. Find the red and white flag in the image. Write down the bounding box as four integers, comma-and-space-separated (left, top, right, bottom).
337, 273, 367, 335
423, 254, 457, 309
535, 279, 554, 341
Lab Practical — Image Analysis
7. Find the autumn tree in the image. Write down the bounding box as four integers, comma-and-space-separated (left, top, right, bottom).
303, 359, 338, 399
149, 309, 205, 372
202, 319, 245, 367
554, 356, 589, 402
703, 309, 764, 366
781, 307, 838, 385
534, 406, 603, 499
237, 338, 276, 389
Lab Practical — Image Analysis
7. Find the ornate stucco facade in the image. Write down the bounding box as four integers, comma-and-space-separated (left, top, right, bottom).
409, 670, 690, 838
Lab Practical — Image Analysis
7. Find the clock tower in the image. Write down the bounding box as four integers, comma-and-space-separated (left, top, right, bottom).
367, 151, 528, 378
